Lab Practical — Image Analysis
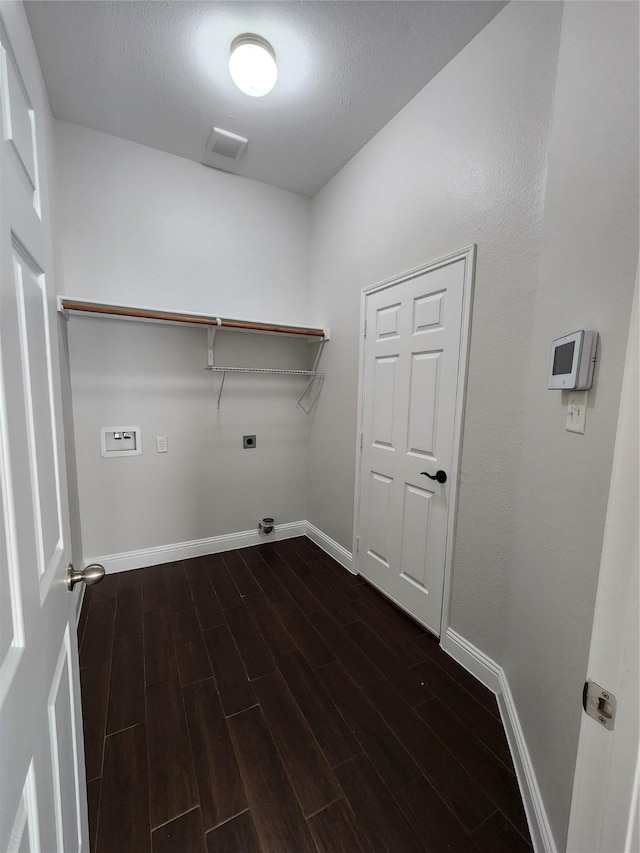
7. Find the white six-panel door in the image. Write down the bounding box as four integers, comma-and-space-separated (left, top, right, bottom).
356, 249, 474, 636
0, 6, 88, 852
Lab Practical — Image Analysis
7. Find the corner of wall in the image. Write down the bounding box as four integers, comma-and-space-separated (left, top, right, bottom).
305, 522, 353, 573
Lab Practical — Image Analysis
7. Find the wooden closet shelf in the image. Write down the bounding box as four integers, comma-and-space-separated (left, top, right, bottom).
58, 298, 327, 340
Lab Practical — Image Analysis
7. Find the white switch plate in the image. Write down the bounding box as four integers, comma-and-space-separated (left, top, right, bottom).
156, 435, 168, 453
566, 391, 588, 434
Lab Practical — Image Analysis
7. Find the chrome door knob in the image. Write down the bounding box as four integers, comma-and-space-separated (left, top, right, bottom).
67, 563, 106, 591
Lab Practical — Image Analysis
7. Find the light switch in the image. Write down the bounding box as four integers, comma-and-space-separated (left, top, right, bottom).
156, 436, 168, 453
566, 391, 588, 434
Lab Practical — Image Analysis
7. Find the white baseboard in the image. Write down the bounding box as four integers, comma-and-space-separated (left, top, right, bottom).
305, 522, 354, 573
442, 628, 502, 693
87, 521, 307, 574
86, 521, 353, 575
497, 671, 557, 853
441, 628, 556, 853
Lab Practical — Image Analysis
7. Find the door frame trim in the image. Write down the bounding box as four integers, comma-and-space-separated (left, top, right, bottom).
351, 244, 476, 640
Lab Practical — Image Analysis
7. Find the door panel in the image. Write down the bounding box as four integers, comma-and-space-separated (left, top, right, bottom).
13, 236, 64, 597
1, 38, 37, 199
0, 7, 88, 852
406, 350, 440, 457
367, 472, 393, 567
357, 252, 472, 635
399, 483, 432, 587
0, 444, 24, 689
14, 245, 64, 588
48, 627, 83, 853
372, 356, 398, 449
7, 762, 40, 853
413, 289, 445, 333
375, 302, 400, 339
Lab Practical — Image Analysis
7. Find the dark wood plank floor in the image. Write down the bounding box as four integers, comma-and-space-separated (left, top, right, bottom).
78, 536, 532, 853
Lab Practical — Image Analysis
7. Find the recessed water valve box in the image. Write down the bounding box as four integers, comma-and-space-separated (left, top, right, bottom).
100, 426, 141, 458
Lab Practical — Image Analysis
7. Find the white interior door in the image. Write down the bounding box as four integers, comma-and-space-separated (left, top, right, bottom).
356, 248, 473, 636
0, 8, 88, 852
567, 274, 639, 853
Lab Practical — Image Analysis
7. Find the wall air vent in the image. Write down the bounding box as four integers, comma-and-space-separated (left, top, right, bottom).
207, 127, 248, 160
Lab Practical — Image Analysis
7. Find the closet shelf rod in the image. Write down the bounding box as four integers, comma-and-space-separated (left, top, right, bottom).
58, 299, 327, 339
205, 366, 319, 376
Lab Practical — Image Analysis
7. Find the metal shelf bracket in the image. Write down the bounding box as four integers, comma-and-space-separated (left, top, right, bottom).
207, 318, 221, 368
208, 340, 327, 411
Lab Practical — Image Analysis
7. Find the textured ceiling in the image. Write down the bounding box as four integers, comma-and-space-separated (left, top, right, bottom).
25, 1, 506, 197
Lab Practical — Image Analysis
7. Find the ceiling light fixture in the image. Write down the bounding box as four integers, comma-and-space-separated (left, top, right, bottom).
229, 34, 278, 98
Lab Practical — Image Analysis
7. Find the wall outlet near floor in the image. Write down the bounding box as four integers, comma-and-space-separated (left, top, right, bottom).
156, 435, 168, 453
566, 391, 588, 434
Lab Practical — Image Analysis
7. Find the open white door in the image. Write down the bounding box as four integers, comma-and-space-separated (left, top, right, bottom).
567, 274, 639, 852
355, 247, 474, 636
0, 5, 88, 851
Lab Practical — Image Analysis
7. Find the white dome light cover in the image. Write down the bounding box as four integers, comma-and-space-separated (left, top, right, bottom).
229, 34, 277, 97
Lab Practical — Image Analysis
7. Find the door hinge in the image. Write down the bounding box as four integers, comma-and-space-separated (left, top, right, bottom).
583, 680, 617, 730
360, 432, 363, 449
356, 536, 360, 554
363, 320, 367, 338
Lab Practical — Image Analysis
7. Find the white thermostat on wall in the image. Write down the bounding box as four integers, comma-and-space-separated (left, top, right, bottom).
547, 330, 598, 390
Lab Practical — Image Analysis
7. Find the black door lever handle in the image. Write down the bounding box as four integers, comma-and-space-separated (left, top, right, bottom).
420, 470, 447, 484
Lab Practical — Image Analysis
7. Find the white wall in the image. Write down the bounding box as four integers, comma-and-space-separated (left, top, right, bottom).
308, 0, 563, 662
307, 1, 638, 847
55, 121, 310, 323
56, 122, 313, 558
504, 3, 639, 847
67, 317, 312, 558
